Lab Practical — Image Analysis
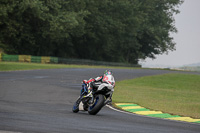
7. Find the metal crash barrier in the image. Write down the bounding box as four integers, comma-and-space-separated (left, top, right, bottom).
0, 54, 141, 67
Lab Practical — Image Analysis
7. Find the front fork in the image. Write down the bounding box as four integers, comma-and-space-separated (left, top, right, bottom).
104, 92, 113, 105
75, 96, 81, 107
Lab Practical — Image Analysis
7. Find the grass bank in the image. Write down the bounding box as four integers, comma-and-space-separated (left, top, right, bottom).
113, 73, 200, 118
0, 62, 139, 71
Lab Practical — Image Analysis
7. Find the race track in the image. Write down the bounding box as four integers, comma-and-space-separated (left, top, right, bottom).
0, 68, 200, 133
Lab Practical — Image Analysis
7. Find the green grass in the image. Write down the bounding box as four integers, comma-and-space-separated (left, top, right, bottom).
113, 73, 200, 118
0, 62, 87, 71
0, 62, 139, 71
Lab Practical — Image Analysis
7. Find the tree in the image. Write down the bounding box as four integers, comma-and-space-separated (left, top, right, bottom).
0, 0, 88, 57
0, 0, 184, 64
137, 0, 183, 60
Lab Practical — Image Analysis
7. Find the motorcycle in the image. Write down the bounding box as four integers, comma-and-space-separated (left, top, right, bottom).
72, 75, 115, 115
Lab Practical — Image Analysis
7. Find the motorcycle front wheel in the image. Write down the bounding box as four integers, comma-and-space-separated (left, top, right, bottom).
88, 94, 105, 115
72, 98, 80, 113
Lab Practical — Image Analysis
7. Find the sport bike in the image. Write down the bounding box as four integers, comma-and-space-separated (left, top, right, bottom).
72, 75, 115, 115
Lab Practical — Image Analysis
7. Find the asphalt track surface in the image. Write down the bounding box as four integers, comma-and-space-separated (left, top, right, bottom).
0, 68, 200, 133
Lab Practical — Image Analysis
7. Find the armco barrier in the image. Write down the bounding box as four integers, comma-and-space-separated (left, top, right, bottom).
57, 58, 140, 67
41, 56, 50, 64
0, 54, 141, 67
19, 55, 31, 62
2, 54, 19, 62
50, 57, 58, 63
31, 56, 41, 63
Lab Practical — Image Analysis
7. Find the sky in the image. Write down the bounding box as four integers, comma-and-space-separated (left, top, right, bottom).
140, 0, 200, 68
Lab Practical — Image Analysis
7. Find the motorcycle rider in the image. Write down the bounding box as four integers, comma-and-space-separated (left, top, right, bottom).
83, 70, 115, 104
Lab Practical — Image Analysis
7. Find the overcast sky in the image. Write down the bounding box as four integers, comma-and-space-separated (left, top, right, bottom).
140, 0, 200, 67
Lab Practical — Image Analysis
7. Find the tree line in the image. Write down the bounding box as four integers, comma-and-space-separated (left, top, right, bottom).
0, 0, 183, 64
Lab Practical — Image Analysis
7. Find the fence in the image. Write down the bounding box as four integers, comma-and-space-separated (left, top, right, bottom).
0, 53, 141, 67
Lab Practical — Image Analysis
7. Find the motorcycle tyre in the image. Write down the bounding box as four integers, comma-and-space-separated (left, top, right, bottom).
72, 99, 80, 113
88, 94, 105, 115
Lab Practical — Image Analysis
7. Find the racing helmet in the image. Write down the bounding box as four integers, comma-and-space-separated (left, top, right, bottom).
104, 70, 113, 76
103, 70, 115, 87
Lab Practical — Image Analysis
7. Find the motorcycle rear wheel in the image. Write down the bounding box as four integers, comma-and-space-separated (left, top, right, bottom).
88, 94, 105, 115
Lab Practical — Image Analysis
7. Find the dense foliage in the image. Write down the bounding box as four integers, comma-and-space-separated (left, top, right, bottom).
0, 0, 183, 64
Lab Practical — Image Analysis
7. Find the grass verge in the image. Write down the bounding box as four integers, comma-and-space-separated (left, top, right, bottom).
0, 62, 139, 71
113, 73, 200, 118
